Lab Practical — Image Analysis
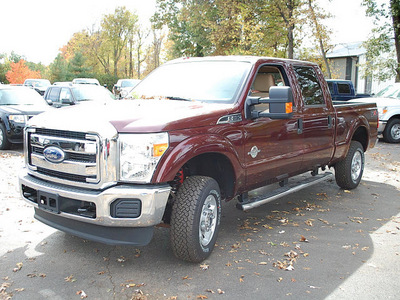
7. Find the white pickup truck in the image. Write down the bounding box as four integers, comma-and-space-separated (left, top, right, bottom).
356, 83, 400, 143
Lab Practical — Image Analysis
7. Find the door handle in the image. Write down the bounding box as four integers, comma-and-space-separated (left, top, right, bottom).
297, 119, 303, 134
328, 115, 333, 129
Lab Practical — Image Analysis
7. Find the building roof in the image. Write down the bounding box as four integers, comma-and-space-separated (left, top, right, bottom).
327, 42, 366, 58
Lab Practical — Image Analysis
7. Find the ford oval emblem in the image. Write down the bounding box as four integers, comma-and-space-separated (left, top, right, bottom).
43, 146, 65, 163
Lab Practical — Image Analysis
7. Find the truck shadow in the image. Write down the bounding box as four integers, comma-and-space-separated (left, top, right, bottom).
2, 178, 399, 299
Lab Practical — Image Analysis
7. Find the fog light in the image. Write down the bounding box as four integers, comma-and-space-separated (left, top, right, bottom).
111, 199, 141, 218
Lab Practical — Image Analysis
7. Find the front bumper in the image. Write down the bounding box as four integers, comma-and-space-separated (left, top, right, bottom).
19, 168, 171, 245
378, 120, 387, 135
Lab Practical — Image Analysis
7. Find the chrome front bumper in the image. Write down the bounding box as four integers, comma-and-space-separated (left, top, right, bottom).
378, 120, 387, 134
19, 168, 171, 228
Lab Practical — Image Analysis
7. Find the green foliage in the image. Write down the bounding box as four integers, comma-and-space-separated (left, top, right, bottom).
153, 0, 329, 59
362, 0, 400, 82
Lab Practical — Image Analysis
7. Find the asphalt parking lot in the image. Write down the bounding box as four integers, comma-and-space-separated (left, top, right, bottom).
0, 142, 399, 300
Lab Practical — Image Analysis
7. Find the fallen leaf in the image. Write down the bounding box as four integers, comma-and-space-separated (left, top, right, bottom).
285, 265, 295, 271
117, 256, 126, 263
77, 290, 88, 299
182, 275, 192, 280
258, 262, 268, 265
13, 262, 23, 272
305, 220, 313, 227
217, 288, 225, 294
300, 235, 309, 242
200, 264, 209, 270
65, 275, 76, 282
197, 295, 208, 300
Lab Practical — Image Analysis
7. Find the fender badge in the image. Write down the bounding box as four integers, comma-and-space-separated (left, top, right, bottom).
248, 146, 261, 158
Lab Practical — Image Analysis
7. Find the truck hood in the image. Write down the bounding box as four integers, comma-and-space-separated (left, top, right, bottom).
0, 104, 51, 115
28, 99, 235, 134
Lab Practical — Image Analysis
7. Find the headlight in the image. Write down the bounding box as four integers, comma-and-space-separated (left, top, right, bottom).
119, 133, 169, 183
9, 115, 27, 123
378, 106, 388, 118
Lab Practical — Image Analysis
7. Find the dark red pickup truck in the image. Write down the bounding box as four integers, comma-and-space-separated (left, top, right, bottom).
19, 56, 378, 262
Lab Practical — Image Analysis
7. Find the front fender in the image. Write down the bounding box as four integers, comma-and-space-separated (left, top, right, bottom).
152, 134, 243, 183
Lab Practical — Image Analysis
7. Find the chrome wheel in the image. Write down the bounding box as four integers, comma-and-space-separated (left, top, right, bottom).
199, 194, 217, 247
390, 123, 400, 140
351, 150, 363, 183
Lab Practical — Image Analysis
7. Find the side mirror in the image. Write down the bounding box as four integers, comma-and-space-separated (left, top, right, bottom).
246, 86, 293, 119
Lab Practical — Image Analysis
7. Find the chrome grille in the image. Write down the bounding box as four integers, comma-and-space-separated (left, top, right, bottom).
27, 128, 100, 184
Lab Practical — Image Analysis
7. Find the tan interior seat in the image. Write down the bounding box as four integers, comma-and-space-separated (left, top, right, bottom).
252, 73, 276, 98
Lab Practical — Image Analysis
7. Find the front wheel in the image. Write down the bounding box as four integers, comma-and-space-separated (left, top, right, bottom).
170, 176, 221, 263
0, 124, 11, 150
383, 118, 400, 143
334, 141, 364, 189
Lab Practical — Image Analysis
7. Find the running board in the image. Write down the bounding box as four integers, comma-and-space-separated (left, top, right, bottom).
237, 172, 333, 211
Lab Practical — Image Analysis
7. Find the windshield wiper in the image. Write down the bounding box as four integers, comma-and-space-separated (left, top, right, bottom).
165, 96, 193, 102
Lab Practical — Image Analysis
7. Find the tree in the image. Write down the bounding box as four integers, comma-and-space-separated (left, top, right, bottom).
101, 6, 138, 77
272, 0, 305, 59
5, 60, 41, 84
362, 0, 400, 82
303, 0, 333, 77
69, 52, 93, 78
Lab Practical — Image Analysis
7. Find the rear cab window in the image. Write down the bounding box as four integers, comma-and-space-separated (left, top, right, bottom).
293, 66, 325, 106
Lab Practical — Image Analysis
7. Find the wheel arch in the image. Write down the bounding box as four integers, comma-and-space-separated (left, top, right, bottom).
153, 135, 241, 200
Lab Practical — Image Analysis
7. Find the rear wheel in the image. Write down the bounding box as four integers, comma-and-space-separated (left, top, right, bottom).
170, 176, 221, 263
383, 118, 400, 143
334, 141, 364, 189
0, 124, 11, 150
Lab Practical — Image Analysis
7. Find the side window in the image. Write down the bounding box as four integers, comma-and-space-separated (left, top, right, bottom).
60, 88, 72, 101
293, 66, 325, 106
251, 65, 286, 112
327, 81, 334, 94
337, 83, 351, 94
48, 87, 61, 103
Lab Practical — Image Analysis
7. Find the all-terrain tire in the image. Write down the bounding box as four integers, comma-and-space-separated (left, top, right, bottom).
334, 141, 364, 189
383, 118, 400, 143
170, 176, 221, 263
0, 124, 11, 150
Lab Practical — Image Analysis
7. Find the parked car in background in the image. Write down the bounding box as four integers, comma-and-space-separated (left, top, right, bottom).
43, 84, 116, 108
327, 79, 370, 101
113, 79, 141, 98
72, 78, 100, 86
0, 85, 51, 149
353, 83, 400, 143
23, 79, 51, 96
53, 81, 72, 86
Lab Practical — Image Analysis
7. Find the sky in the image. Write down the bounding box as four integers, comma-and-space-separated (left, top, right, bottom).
0, 0, 378, 65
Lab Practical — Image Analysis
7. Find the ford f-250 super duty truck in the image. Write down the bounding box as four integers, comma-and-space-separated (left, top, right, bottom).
19, 56, 378, 262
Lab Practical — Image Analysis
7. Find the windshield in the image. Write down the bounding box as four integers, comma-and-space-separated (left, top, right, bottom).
0, 88, 47, 105
374, 84, 400, 99
130, 60, 251, 103
25, 80, 50, 88
72, 86, 116, 101
121, 80, 140, 88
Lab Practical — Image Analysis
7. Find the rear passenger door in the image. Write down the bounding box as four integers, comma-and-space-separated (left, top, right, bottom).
293, 66, 335, 170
